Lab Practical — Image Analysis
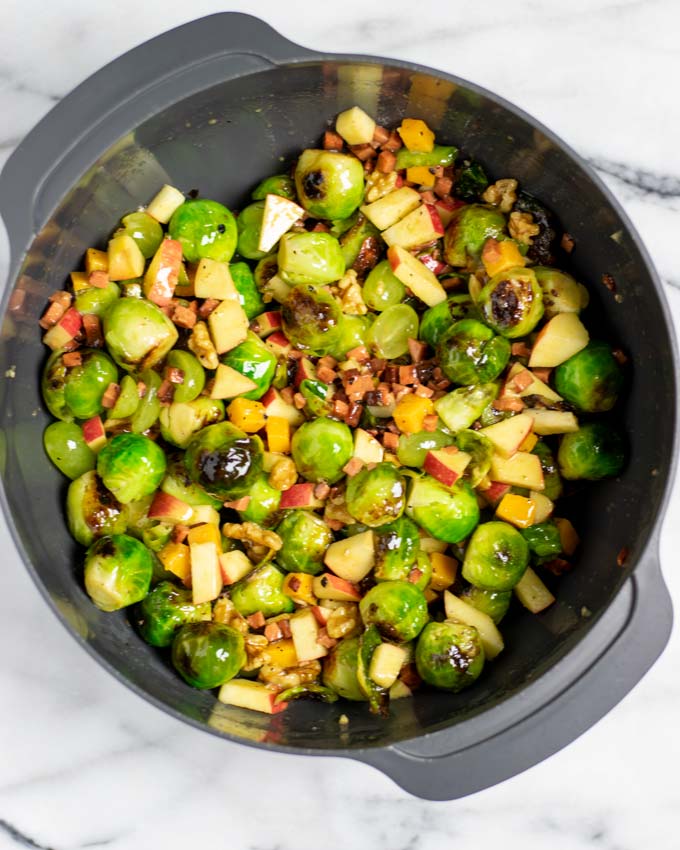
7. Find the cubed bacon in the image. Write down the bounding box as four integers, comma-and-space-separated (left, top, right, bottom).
612, 348, 628, 366
323, 130, 344, 150
62, 351, 82, 368
314, 482, 331, 501
398, 365, 419, 385
382, 432, 399, 450
494, 396, 525, 412
199, 299, 219, 319
543, 558, 572, 576
246, 612, 266, 630
316, 628, 338, 649
350, 144, 376, 161
344, 374, 374, 401
407, 338, 428, 364
345, 346, 370, 363
434, 176, 453, 198
39, 301, 66, 329
88, 270, 109, 289
311, 221, 330, 232
561, 232, 575, 253
280, 386, 295, 405
392, 384, 411, 402
342, 457, 364, 477
50, 290, 73, 308
332, 399, 349, 419
376, 150, 396, 173
157, 379, 175, 405
414, 384, 434, 399
317, 365, 337, 384
399, 664, 422, 690
408, 567, 424, 584
509, 370, 534, 393
137, 381, 147, 398
172, 305, 197, 329
511, 342, 532, 358
287, 576, 301, 593
422, 413, 439, 431
372, 125, 390, 145
345, 402, 363, 427
101, 382, 121, 409
264, 622, 283, 643
165, 366, 185, 384
326, 518, 345, 531
81, 314, 102, 347
532, 367, 553, 383
293, 392, 307, 410
381, 131, 402, 152
318, 355, 337, 370
420, 190, 436, 204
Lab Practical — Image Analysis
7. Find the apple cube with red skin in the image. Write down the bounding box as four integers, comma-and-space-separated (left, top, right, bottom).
148, 491, 193, 523
294, 356, 317, 388
529, 313, 590, 368
250, 311, 282, 337
324, 530, 375, 582
210, 363, 258, 400
382, 204, 444, 250
434, 197, 465, 228
479, 413, 534, 458
265, 331, 293, 359
418, 253, 449, 275
279, 482, 319, 509
258, 194, 305, 253
478, 480, 512, 507
312, 573, 362, 602
218, 679, 288, 714
423, 448, 471, 487
311, 605, 332, 626
387, 245, 447, 307
289, 609, 328, 662
219, 549, 254, 585
42, 307, 83, 350
143, 238, 182, 306
489, 452, 545, 491
82, 416, 107, 453
361, 187, 422, 230
261, 387, 305, 427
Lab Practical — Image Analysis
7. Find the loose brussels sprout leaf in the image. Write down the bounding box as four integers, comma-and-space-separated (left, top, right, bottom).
437, 318, 511, 385
532, 441, 563, 501
521, 521, 563, 560
184, 421, 263, 500
133, 580, 211, 647
454, 429, 494, 487
142, 521, 174, 554
117, 211, 163, 259
291, 417, 353, 484
172, 622, 246, 688
275, 683, 338, 703
395, 145, 457, 170
415, 621, 485, 691
443, 204, 506, 267
299, 378, 334, 418
359, 580, 428, 642
166, 350, 205, 403
159, 398, 225, 449
278, 231, 345, 286
454, 162, 490, 201
67, 470, 127, 546
462, 521, 529, 591
220, 332, 277, 400
75, 281, 121, 317
459, 586, 512, 624
282, 284, 342, 355
276, 511, 333, 574
230, 563, 294, 617
251, 173, 296, 201
338, 214, 380, 274
322, 636, 366, 701
419, 293, 477, 348
533, 266, 589, 318
230, 261, 265, 320
345, 463, 406, 528
42, 349, 118, 422
357, 625, 388, 715
84, 533, 154, 612
295, 149, 365, 220
236, 201, 268, 261
97, 433, 167, 504
363, 259, 406, 312
168, 199, 238, 263
478, 267, 544, 338
103, 298, 178, 372
434, 384, 498, 433
239, 473, 281, 525
396, 428, 455, 468
406, 476, 480, 544
553, 341, 623, 413
374, 516, 420, 581
44, 421, 95, 480
123, 493, 155, 539
557, 422, 625, 480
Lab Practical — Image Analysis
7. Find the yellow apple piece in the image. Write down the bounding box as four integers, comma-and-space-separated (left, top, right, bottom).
353, 428, 384, 465
194, 258, 239, 300
190, 541, 223, 604
336, 105, 376, 145
503, 362, 562, 403
258, 194, 305, 254
443, 590, 504, 660
146, 184, 185, 223
514, 567, 555, 613
382, 203, 444, 250
530, 491, 554, 523
361, 186, 421, 230
529, 312, 589, 367
389, 679, 413, 700
479, 413, 534, 458
369, 643, 407, 689
490, 452, 545, 490
289, 609, 328, 662
107, 233, 145, 281
312, 573, 361, 602
525, 409, 579, 435
208, 298, 249, 354
219, 550, 255, 585
387, 245, 447, 307
324, 530, 376, 582
210, 364, 258, 400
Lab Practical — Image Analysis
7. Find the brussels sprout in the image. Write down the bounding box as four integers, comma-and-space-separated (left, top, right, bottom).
277, 232, 345, 286
75, 281, 121, 317
276, 511, 333, 574
133, 580, 211, 647
454, 162, 489, 201
184, 421, 263, 500
230, 261, 265, 320
443, 204, 506, 267
460, 586, 512, 624
338, 214, 380, 273
130, 369, 161, 434
357, 624, 388, 714
142, 521, 173, 553
291, 417, 353, 484
239, 474, 281, 525
299, 378, 334, 417
514, 192, 558, 266
97, 433, 166, 504
406, 476, 480, 544
168, 199, 238, 263
42, 349, 118, 422
395, 145, 457, 169
103, 298, 178, 372
478, 267, 544, 338
159, 398, 225, 449
434, 383, 498, 433
362, 259, 406, 312
67, 470, 127, 546
165, 350, 205, 403
419, 293, 477, 348
172, 622, 245, 689
368, 303, 419, 359
116, 211, 163, 259
43, 421, 96, 479
437, 319, 511, 385
374, 516, 421, 581
107, 374, 140, 420
345, 463, 406, 528
322, 636, 366, 701
396, 428, 455, 468
160, 457, 223, 508
236, 201, 267, 261
295, 149, 365, 220
84, 533, 154, 612
532, 441, 563, 501
521, 521, 563, 560
328, 314, 374, 361
251, 173, 296, 201
254, 253, 279, 291
359, 580, 428, 642
276, 683, 338, 703
462, 521, 529, 591
415, 621, 485, 691
553, 341, 624, 413
454, 429, 494, 487
220, 332, 277, 400
533, 266, 589, 317
412, 550, 433, 592
281, 284, 341, 355
229, 563, 295, 617
557, 422, 625, 480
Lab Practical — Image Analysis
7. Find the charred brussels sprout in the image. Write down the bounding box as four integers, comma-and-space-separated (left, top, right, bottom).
251, 173, 296, 201
345, 463, 406, 528
75, 281, 121, 317
116, 211, 163, 259
415, 621, 484, 691
322, 636, 366, 701
239, 475, 281, 525
103, 298, 178, 372
339, 214, 380, 274
220, 332, 277, 400
396, 429, 455, 468
42, 349, 118, 422
160, 458, 223, 509
229, 563, 294, 617
462, 521, 529, 591
478, 267, 544, 338
165, 350, 205, 403
460, 587, 512, 624
521, 521, 563, 560
172, 622, 245, 689
437, 318, 511, 385
406, 476, 480, 543
295, 149, 365, 220
282, 284, 341, 355
419, 293, 476, 348
236, 201, 267, 261
514, 192, 558, 266
230, 261, 265, 320
67, 470, 127, 546
553, 341, 624, 413
533, 441, 563, 501
134, 581, 211, 647
291, 417, 353, 484
362, 259, 406, 312
359, 581, 428, 642
97, 433, 166, 504
159, 398, 225, 449
443, 204, 506, 267
168, 199, 238, 263
184, 421, 263, 500
84, 533, 154, 612
374, 516, 421, 581
44, 421, 95, 479
533, 266, 589, 317
278, 232, 345, 286
557, 423, 625, 480
276, 511, 333, 574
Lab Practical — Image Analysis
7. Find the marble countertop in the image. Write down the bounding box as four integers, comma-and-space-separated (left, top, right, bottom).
2, 0, 680, 847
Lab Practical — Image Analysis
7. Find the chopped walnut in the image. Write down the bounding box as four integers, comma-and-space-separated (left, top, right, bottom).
213, 597, 249, 634
243, 633, 270, 671
508, 211, 540, 245
188, 320, 219, 369
365, 170, 399, 203
268, 456, 298, 491
482, 178, 518, 213
324, 499, 354, 527
258, 660, 322, 689
326, 604, 360, 639
337, 269, 367, 316
222, 521, 282, 552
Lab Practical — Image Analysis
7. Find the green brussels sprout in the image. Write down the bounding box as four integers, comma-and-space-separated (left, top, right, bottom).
42, 349, 118, 422
478, 267, 544, 338
84, 533, 154, 612
419, 293, 477, 347
356, 624, 388, 714
97, 433, 167, 504
295, 149, 365, 220
338, 214, 380, 273
460, 586, 512, 624
533, 266, 589, 317
276, 511, 333, 575
462, 521, 529, 591
406, 476, 480, 544
159, 398, 225, 449
396, 428, 455, 467
328, 314, 373, 361
75, 281, 121, 317
133, 580, 211, 647
277, 232, 345, 286
367, 303, 419, 359
374, 516, 421, 581
454, 429, 494, 487
557, 422, 625, 480
220, 332, 277, 400
236, 201, 267, 261
229, 563, 295, 617
142, 521, 173, 554
395, 145, 457, 169
67, 470, 127, 546
322, 636, 366, 701
43, 421, 95, 479
345, 462, 406, 528
553, 341, 624, 413
165, 350, 205, 403
122, 493, 155, 539
230, 261, 265, 320
281, 284, 341, 355
478, 401, 513, 428
103, 298, 178, 372
299, 378, 334, 417
276, 683, 338, 703
116, 211, 163, 259
454, 162, 489, 201
172, 622, 246, 689
251, 173, 296, 201
239, 474, 281, 525
253, 253, 279, 291
415, 621, 485, 691
532, 441, 563, 501
160, 457, 223, 509
443, 204, 506, 267
107, 374, 140, 420
359, 580, 429, 642
434, 383, 499, 433
362, 259, 406, 312
184, 421, 263, 500
291, 417, 353, 484
437, 318, 511, 385
168, 199, 238, 263
521, 521, 563, 560
130, 369, 161, 433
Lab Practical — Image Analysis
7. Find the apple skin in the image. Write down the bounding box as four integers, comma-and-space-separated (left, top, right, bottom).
145, 239, 182, 306
266, 331, 292, 358
294, 356, 317, 388
312, 572, 362, 601
423, 450, 461, 487
311, 605, 331, 626
479, 481, 511, 506
279, 482, 316, 509
43, 308, 83, 350
148, 490, 193, 523
82, 416, 107, 452
251, 311, 282, 337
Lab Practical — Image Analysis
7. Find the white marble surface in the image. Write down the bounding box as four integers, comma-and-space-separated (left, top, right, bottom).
2, 0, 680, 846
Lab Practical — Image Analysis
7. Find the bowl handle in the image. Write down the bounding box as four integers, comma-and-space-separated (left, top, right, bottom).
358, 546, 672, 800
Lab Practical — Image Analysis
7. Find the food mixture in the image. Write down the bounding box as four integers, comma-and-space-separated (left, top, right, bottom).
39, 106, 626, 716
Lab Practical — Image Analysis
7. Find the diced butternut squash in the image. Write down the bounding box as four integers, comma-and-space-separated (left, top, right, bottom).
398, 118, 435, 152
495, 494, 537, 529
282, 572, 316, 606
70, 271, 90, 293
429, 551, 458, 591
481, 238, 527, 277
146, 184, 185, 223
228, 398, 266, 433
393, 394, 434, 434
514, 567, 555, 613
406, 166, 436, 187
554, 517, 580, 556
443, 590, 504, 659
266, 416, 291, 454
187, 523, 222, 551
85, 248, 109, 275
264, 638, 298, 669
158, 542, 191, 583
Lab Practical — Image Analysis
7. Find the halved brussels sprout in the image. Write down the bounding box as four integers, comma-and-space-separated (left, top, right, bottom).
532, 441, 563, 501
159, 398, 225, 449
133, 580, 211, 647
42, 349, 118, 422
533, 266, 589, 317
374, 516, 421, 581
322, 636, 366, 701
172, 622, 245, 688
339, 214, 380, 273
454, 429, 494, 487
299, 378, 334, 418
230, 261, 265, 320
295, 149, 365, 220
553, 341, 624, 413
107, 374, 140, 420
557, 423, 625, 480
184, 421, 263, 500
67, 470, 127, 546
276, 511, 333, 575
229, 563, 294, 617
169, 199, 238, 263
345, 462, 406, 528
419, 293, 477, 348
282, 284, 341, 355
165, 350, 205, 403
478, 267, 544, 338
44, 421, 95, 479
328, 314, 373, 361
116, 211, 163, 259
236, 201, 267, 261
462, 521, 529, 591
415, 621, 484, 691
97, 433, 167, 504
251, 173, 296, 201
220, 332, 277, 400
360, 580, 428, 642
103, 298, 178, 372
278, 232, 345, 286
443, 204, 506, 267
460, 586, 512, 624
84, 533, 154, 612
437, 318, 511, 385
291, 417, 353, 484
75, 281, 121, 317
406, 476, 480, 544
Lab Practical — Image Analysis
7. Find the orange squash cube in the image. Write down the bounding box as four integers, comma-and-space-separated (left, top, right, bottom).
266, 415, 291, 453
496, 494, 537, 529
228, 398, 266, 433
158, 542, 191, 583
481, 238, 527, 277
429, 552, 459, 591
393, 394, 434, 434
406, 166, 436, 187
187, 523, 223, 551
398, 118, 435, 152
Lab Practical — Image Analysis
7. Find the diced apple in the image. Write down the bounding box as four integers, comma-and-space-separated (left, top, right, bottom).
250, 311, 282, 337
218, 679, 288, 714
514, 567, 555, 613
219, 549, 255, 585
148, 491, 193, 523
529, 313, 590, 368
210, 363, 258, 400
530, 491, 554, 523
353, 428, 384, 465
261, 387, 305, 428
389, 679, 413, 700
479, 413, 534, 458
146, 184, 186, 223
294, 356, 317, 388
336, 105, 376, 145
502, 362, 562, 403
265, 331, 293, 359
324, 530, 376, 582
82, 416, 106, 453
190, 541, 223, 604
188, 505, 221, 526
208, 299, 249, 354
264, 274, 291, 304
489, 452, 545, 491
85, 248, 109, 275
193, 258, 239, 301
418, 533, 448, 554
361, 187, 421, 230
107, 233, 145, 281
387, 245, 447, 307
525, 409, 579, 435
433, 197, 464, 228
311, 605, 332, 626
443, 590, 504, 660
312, 573, 362, 602
258, 194, 305, 253
477, 480, 512, 507
369, 643, 407, 689
143, 238, 183, 306
423, 448, 471, 487
42, 307, 83, 350
289, 608, 328, 662
382, 204, 444, 250
279, 482, 324, 510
